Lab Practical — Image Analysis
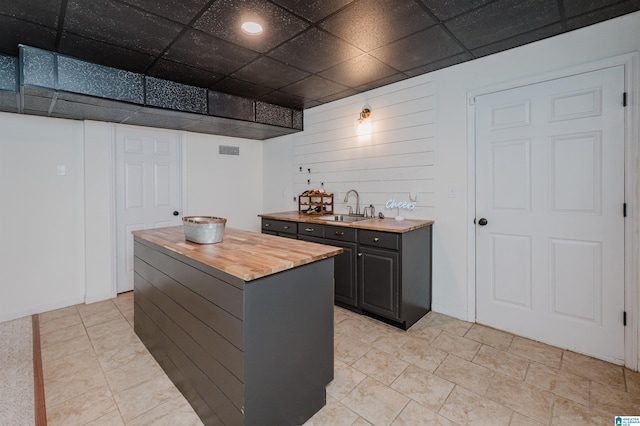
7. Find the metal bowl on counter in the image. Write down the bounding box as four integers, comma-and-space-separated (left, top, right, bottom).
182, 216, 227, 244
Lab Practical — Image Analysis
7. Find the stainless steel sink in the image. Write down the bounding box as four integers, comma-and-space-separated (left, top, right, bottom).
317, 215, 368, 223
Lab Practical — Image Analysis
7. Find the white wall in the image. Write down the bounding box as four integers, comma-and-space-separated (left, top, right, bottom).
263, 12, 640, 322
0, 113, 86, 321
185, 133, 263, 232
84, 121, 115, 303
0, 114, 262, 322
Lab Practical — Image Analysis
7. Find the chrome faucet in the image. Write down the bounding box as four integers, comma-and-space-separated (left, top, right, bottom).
344, 189, 361, 216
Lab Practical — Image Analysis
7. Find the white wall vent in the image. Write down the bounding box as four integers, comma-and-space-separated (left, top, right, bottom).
219, 145, 240, 156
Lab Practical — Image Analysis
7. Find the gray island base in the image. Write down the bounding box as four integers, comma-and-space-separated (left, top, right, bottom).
132, 227, 341, 425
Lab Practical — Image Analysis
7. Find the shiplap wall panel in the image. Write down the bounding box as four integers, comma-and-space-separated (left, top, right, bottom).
294, 80, 436, 218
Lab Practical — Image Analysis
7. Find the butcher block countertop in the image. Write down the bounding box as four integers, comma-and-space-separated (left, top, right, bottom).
132, 226, 342, 282
259, 211, 434, 233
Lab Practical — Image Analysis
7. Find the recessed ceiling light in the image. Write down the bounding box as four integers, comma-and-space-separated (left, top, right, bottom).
241, 22, 263, 36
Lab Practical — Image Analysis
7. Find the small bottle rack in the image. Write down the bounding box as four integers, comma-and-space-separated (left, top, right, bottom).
298, 191, 333, 215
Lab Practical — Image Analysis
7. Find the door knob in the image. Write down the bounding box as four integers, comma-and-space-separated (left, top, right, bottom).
173, 211, 180, 216
478, 218, 488, 226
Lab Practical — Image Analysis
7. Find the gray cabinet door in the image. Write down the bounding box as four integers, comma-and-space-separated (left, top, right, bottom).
330, 239, 358, 307
359, 246, 399, 321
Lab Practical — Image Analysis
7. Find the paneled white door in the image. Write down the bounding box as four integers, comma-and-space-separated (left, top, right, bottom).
475, 66, 625, 363
115, 127, 182, 293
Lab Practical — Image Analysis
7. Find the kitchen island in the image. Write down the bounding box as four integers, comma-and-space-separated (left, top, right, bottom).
132, 226, 342, 426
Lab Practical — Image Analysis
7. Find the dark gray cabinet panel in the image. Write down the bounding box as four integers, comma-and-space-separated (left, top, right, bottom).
359, 246, 400, 321
260, 217, 432, 329
359, 229, 399, 250
323, 225, 358, 308
330, 239, 358, 307
261, 218, 296, 236
325, 225, 356, 242
358, 226, 432, 329
297, 222, 324, 238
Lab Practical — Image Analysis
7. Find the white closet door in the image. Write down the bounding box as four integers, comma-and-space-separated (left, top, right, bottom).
115, 126, 182, 293
475, 66, 625, 363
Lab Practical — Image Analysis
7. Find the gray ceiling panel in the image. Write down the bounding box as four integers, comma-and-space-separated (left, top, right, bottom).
445, 0, 561, 50
194, 0, 310, 53
320, 0, 436, 51
267, 27, 363, 74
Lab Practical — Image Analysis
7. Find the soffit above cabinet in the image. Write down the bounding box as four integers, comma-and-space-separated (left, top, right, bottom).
0, 46, 302, 140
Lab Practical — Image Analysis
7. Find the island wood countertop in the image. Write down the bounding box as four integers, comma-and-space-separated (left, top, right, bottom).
133, 226, 342, 282
259, 211, 434, 233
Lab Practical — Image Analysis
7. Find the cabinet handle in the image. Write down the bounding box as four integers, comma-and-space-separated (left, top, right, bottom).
374, 237, 380, 242
334, 231, 345, 236
264, 223, 271, 227
305, 228, 314, 232
284, 225, 290, 230
358, 253, 363, 257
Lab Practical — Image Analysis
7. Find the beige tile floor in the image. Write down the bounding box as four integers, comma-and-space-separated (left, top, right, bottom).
39, 293, 640, 425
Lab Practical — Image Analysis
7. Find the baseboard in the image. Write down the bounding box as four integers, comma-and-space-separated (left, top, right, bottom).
84, 291, 116, 305
0, 296, 85, 323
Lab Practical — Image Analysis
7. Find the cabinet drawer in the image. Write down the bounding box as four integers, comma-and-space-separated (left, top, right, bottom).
261, 219, 296, 234
358, 230, 399, 250
325, 225, 357, 242
297, 223, 324, 238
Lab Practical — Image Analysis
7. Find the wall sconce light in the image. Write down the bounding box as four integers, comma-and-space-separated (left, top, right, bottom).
356, 107, 372, 135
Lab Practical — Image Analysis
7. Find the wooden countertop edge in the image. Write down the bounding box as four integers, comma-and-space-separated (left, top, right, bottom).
259, 212, 434, 233
133, 226, 342, 282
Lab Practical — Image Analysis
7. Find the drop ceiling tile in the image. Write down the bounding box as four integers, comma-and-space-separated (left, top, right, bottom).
471, 23, 563, 58
210, 76, 273, 98
563, 0, 637, 17
270, 0, 355, 22
445, 0, 560, 50
258, 90, 308, 110
194, 0, 309, 53
404, 52, 473, 77
0, 0, 61, 27
117, 0, 209, 25
320, 0, 436, 51
567, 1, 640, 29
58, 33, 156, 73
0, 16, 56, 55
65, 0, 183, 55
371, 25, 464, 72
147, 59, 223, 89
268, 27, 363, 73
418, 0, 493, 21
319, 54, 398, 88
317, 88, 359, 104
280, 75, 348, 101
354, 73, 408, 92
164, 29, 259, 74
232, 56, 309, 89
